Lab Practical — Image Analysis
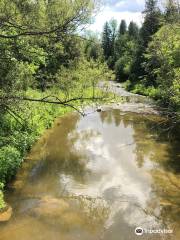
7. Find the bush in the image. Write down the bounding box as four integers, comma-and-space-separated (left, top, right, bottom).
131, 83, 146, 94
0, 191, 5, 210
123, 80, 132, 91
0, 146, 21, 183
0, 183, 5, 210
115, 57, 130, 82
131, 83, 161, 99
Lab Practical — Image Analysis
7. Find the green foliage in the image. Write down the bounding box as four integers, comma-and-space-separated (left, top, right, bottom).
102, 19, 139, 73
0, 190, 6, 210
164, 0, 180, 24
0, 0, 108, 209
123, 80, 132, 91
0, 182, 5, 209
115, 56, 131, 82
130, 0, 162, 83
84, 31, 103, 61
0, 146, 21, 183
141, 0, 162, 47
128, 21, 139, 39
131, 83, 161, 99
102, 19, 118, 65
115, 35, 138, 81
119, 20, 127, 35
102, 22, 112, 60
0, 0, 98, 92
144, 24, 180, 109
100, 0, 179, 115
0, 57, 113, 210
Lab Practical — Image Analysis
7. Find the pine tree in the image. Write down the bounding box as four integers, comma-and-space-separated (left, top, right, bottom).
119, 20, 127, 35
102, 22, 112, 60
140, 0, 162, 47
109, 19, 117, 57
128, 21, 139, 39
130, 0, 162, 82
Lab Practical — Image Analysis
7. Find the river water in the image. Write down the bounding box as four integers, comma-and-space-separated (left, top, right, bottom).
0, 84, 180, 240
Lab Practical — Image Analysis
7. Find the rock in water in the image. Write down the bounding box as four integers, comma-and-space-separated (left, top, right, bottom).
0, 206, 12, 222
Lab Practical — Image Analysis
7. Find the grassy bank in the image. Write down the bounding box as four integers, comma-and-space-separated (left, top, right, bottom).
0, 85, 112, 210
124, 80, 180, 113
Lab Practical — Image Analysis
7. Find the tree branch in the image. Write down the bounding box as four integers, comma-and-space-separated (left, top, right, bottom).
0, 95, 105, 116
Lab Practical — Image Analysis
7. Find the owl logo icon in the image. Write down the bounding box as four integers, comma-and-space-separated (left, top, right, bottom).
135, 227, 144, 236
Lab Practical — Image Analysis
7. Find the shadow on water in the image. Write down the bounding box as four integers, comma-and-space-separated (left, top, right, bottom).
0, 108, 179, 240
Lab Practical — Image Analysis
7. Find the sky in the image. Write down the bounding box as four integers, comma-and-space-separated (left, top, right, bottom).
88, 0, 145, 32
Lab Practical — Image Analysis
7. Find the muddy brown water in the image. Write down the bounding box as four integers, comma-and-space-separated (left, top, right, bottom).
0, 86, 180, 240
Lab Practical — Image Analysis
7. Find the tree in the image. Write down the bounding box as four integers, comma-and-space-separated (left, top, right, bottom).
101, 19, 118, 64
0, 0, 106, 116
130, 0, 162, 82
115, 39, 138, 82
119, 20, 127, 35
0, 0, 99, 92
144, 24, 180, 110
128, 21, 139, 39
164, 0, 180, 23
84, 31, 103, 61
0, 0, 97, 39
109, 18, 118, 56
107, 18, 118, 68
102, 22, 112, 60
140, 0, 162, 47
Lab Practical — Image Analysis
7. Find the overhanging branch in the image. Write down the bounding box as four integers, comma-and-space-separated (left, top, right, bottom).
0, 95, 105, 116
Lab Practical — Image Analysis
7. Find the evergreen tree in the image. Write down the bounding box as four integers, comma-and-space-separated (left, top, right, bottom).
164, 0, 180, 23
128, 21, 139, 39
130, 0, 162, 82
109, 18, 118, 56
119, 20, 127, 35
114, 20, 127, 66
102, 22, 112, 60
140, 0, 162, 47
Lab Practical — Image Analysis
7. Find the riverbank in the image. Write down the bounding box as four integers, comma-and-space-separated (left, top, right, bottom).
0, 85, 112, 212
123, 81, 180, 118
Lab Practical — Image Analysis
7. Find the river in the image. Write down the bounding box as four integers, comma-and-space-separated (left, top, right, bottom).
0, 82, 179, 240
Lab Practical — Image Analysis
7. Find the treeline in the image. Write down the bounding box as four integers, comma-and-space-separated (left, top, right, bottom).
101, 0, 180, 112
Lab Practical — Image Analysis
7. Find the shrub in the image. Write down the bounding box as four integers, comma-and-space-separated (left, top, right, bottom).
0, 183, 5, 210
123, 80, 132, 91
131, 83, 161, 99
0, 191, 6, 210
0, 146, 21, 183
115, 57, 130, 82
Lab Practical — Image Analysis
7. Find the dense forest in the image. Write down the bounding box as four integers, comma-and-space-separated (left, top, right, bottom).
0, 0, 179, 212
101, 0, 180, 112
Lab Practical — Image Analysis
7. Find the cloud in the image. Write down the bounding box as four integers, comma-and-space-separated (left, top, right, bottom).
86, 0, 145, 32
104, 0, 145, 12
88, 6, 144, 32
